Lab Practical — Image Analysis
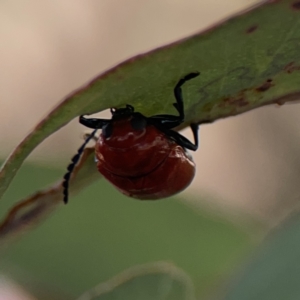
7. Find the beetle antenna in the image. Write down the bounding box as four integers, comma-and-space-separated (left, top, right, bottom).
62, 129, 98, 204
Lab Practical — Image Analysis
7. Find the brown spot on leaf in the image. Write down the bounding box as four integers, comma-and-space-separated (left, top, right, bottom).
220, 89, 249, 108
274, 99, 286, 106
236, 98, 248, 107
246, 25, 258, 34
292, 1, 300, 10
256, 79, 274, 92
284, 62, 300, 73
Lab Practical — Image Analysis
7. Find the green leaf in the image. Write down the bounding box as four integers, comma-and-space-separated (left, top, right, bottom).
221, 214, 300, 300
76, 262, 196, 300
1, 0, 300, 200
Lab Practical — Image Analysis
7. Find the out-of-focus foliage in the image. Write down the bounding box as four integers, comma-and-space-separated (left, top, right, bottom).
221, 213, 300, 300
0, 162, 255, 299
76, 262, 196, 300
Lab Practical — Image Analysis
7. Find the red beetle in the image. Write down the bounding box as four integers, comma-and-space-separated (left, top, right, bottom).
63, 72, 199, 203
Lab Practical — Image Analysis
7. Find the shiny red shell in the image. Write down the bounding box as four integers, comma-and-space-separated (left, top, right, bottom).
95, 115, 195, 200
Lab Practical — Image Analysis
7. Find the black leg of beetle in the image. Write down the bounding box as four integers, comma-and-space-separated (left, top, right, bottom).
157, 123, 199, 151
173, 72, 200, 120
190, 123, 199, 149
79, 115, 110, 129
148, 72, 200, 129
63, 129, 98, 204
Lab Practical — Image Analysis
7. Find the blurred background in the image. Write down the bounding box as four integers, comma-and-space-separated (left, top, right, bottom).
1, 0, 300, 299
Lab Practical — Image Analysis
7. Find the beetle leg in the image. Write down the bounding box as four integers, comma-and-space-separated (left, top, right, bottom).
170, 128, 198, 151
149, 72, 200, 129
157, 123, 199, 151
147, 115, 182, 129
62, 128, 98, 204
82, 131, 99, 142
167, 129, 197, 151
190, 123, 199, 149
173, 72, 200, 120
79, 115, 110, 129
